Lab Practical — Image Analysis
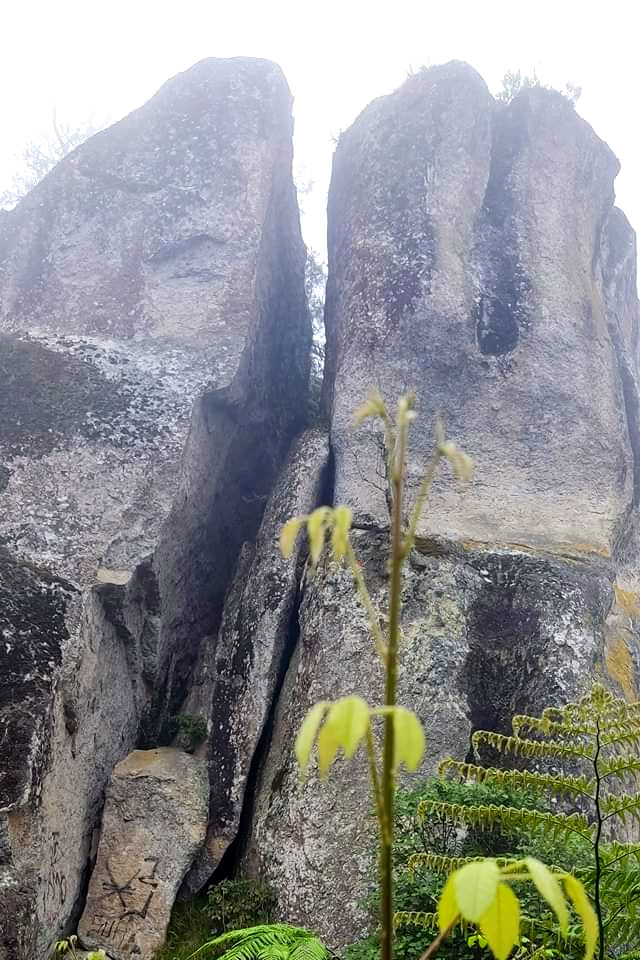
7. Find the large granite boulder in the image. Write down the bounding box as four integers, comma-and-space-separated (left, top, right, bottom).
247, 63, 640, 946
0, 56, 309, 958
78, 748, 209, 960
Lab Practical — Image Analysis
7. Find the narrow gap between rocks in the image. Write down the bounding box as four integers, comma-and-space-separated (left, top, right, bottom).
211, 443, 335, 883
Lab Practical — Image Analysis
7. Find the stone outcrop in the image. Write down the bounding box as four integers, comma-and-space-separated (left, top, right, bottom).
246, 63, 640, 946
78, 748, 208, 960
183, 427, 329, 892
2, 53, 640, 960
0, 56, 308, 958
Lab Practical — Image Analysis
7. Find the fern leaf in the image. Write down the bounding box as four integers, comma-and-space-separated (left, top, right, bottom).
602, 792, 640, 823
417, 799, 594, 841
408, 852, 517, 876
289, 938, 328, 960
471, 730, 593, 762
185, 925, 323, 960
512, 714, 596, 739
598, 756, 640, 784
394, 911, 439, 930
439, 758, 594, 799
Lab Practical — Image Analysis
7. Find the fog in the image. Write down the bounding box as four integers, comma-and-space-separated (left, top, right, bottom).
2, 0, 638, 256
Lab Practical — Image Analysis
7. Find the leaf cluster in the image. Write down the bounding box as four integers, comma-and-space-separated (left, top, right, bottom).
185, 924, 328, 960
430, 684, 640, 958
166, 713, 208, 753
347, 777, 591, 960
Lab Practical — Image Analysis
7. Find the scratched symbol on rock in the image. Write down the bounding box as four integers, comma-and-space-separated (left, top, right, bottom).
99, 856, 159, 919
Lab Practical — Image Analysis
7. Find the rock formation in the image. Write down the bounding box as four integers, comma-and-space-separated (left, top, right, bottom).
78, 748, 209, 960
1, 54, 639, 960
245, 63, 640, 946
0, 56, 309, 958
182, 427, 329, 892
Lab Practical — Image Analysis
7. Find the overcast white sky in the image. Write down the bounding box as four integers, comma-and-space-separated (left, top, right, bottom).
1, 0, 638, 257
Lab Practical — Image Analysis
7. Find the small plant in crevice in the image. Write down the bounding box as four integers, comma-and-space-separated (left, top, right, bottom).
206, 878, 275, 934
167, 713, 208, 753
280, 390, 597, 960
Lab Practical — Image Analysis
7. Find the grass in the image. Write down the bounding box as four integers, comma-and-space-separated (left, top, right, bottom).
154, 895, 212, 960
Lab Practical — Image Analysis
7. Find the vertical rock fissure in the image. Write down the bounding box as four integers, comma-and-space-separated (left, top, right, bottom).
211, 446, 335, 881
611, 331, 640, 509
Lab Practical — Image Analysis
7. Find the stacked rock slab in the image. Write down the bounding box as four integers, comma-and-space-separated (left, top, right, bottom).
0, 57, 309, 958
247, 63, 640, 946
78, 749, 209, 960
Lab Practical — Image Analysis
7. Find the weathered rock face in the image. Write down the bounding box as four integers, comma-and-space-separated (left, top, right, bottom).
248, 63, 640, 946
183, 427, 329, 892
0, 56, 308, 958
78, 748, 208, 960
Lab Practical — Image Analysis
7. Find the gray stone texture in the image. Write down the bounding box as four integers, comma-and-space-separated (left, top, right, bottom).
183, 427, 329, 892
78, 748, 208, 960
248, 63, 640, 947
0, 56, 308, 958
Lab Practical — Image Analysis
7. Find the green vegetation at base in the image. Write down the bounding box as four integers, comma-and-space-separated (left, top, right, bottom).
345, 777, 590, 960
154, 895, 212, 960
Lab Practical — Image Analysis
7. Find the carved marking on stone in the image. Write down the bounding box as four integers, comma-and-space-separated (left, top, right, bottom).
41, 832, 68, 921
86, 917, 139, 953
99, 857, 159, 919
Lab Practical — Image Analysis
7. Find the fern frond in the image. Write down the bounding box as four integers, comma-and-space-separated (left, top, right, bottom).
604, 912, 640, 945
260, 947, 290, 960
185, 925, 325, 960
471, 730, 593, 761
288, 940, 328, 960
417, 799, 594, 841
394, 911, 439, 931
408, 851, 517, 875
602, 792, 640, 823
439, 758, 594, 799
598, 755, 640, 783
512, 714, 596, 739
601, 728, 640, 750
599, 842, 640, 867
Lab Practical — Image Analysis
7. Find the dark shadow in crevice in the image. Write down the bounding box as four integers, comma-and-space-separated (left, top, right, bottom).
207, 444, 335, 885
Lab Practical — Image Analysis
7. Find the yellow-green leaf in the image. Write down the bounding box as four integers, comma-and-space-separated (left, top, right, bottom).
437, 873, 459, 933
439, 439, 474, 482
392, 707, 425, 772
280, 516, 306, 558
396, 392, 416, 425
564, 874, 598, 960
453, 860, 501, 923
478, 882, 520, 960
317, 716, 340, 778
324, 696, 369, 758
525, 858, 568, 935
307, 507, 331, 566
295, 702, 328, 773
353, 388, 387, 425
331, 505, 353, 561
